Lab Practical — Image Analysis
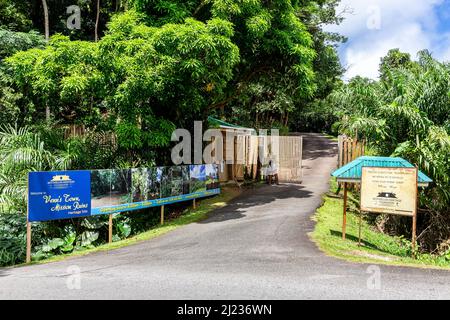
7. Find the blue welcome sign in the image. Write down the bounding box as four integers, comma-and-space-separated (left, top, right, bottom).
28, 171, 91, 222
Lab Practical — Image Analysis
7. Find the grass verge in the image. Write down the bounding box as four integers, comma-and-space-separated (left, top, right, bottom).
311, 178, 450, 270
24, 186, 242, 266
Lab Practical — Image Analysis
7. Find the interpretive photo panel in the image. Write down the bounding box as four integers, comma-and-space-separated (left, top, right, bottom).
189, 164, 206, 193
110, 169, 132, 204
159, 167, 171, 199
147, 167, 161, 200
168, 166, 183, 197
132, 168, 149, 202
205, 164, 220, 190
90, 169, 112, 208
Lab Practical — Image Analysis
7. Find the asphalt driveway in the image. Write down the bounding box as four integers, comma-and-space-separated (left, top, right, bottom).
1, 133, 449, 299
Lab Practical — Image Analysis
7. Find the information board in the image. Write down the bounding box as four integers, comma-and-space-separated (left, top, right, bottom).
360, 167, 417, 216
28, 164, 220, 222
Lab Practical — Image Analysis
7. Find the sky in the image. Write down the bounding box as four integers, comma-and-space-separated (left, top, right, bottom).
326, 0, 450, 80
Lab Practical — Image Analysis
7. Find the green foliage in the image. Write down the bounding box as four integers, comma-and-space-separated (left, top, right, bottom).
0, 0, 31, 32
0, 213, 26, 266
33, 214, 133, 260
131, 0, 199, 25
0, 29, 45, 60
379, 48, 414, 81
208, 0, 345, 129
116, 122, 144, 149
4, 11, 239, 161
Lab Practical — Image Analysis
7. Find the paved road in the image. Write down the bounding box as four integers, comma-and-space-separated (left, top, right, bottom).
1, 133, 449, 299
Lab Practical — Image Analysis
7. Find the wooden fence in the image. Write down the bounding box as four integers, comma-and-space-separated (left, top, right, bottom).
63, 124, 86, 138
61, 124, 117, 148
337, 135, 365, 168
337, 135, 365, 191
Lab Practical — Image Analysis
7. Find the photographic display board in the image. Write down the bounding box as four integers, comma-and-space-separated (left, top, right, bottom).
28, 164, 220, 222
360, 167, 417, 216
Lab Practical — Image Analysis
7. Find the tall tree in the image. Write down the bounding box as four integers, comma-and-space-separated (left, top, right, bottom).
95, 0, 101, 42
379, 48, 413, 81
41, 0, 49, 41
41, 0, 50, 121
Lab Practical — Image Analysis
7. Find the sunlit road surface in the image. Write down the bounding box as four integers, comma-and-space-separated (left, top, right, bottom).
1, 133, 449, 299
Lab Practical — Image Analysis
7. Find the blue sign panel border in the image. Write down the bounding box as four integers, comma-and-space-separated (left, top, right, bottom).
91, 188, 220, 215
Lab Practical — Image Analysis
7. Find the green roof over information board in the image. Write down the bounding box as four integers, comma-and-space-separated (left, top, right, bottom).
331, 156, 432, 187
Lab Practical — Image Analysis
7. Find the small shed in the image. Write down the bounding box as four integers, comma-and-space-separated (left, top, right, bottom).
207, 117, 257, 182
332, 156, 432, 187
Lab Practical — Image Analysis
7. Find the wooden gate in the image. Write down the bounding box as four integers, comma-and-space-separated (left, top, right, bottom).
215, 131, 303, 184
259, 135, 303, 183
278, 136, 303, 183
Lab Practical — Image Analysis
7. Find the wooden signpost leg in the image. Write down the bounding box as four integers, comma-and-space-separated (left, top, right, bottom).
108, 214, 113, 244
342, 182, 348, 240
193, 199, 196, 210
412, 213, 417, 259
160, 205, 164, 225
26, 221, 31, 264
358, 211, 362, 246
412, 168, 418, 259
26, 180, 31, 264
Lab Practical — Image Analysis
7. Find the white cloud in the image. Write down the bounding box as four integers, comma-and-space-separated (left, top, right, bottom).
326, 0, 446, 80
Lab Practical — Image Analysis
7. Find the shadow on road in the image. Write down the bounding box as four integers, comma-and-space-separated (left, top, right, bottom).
199, 133, 336, 225
0, 268, 11, 277
199, 184, 313, 224
300, 133, 338, 161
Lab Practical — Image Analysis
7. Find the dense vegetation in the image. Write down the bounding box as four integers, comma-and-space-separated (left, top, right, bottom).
0, 0, 448, 266
0, 0, 344, 265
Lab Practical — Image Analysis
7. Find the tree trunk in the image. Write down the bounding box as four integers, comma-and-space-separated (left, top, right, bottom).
45, 102, 50, 121
95, 0, 100, 42
42, 0, 50, 120
42, 0, 49, 41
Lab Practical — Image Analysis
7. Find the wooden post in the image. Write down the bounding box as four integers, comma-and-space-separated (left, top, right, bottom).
338, 135, 343, 168
160, 205, 164, 225
412, 169, 418, 258
343, 139, 348, 166
26, 220, 31, 264
193, 199, 196, 209
352, 138, 357, 161
342, 182, 348, 240
26, 176, 31, 264
108, 214, 113, 244
358, 211, 362, 246
412, 212, 417, 258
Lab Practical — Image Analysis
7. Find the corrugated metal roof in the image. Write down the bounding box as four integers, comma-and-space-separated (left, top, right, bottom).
331, 156, 432, 184
207, 116, 255, 132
